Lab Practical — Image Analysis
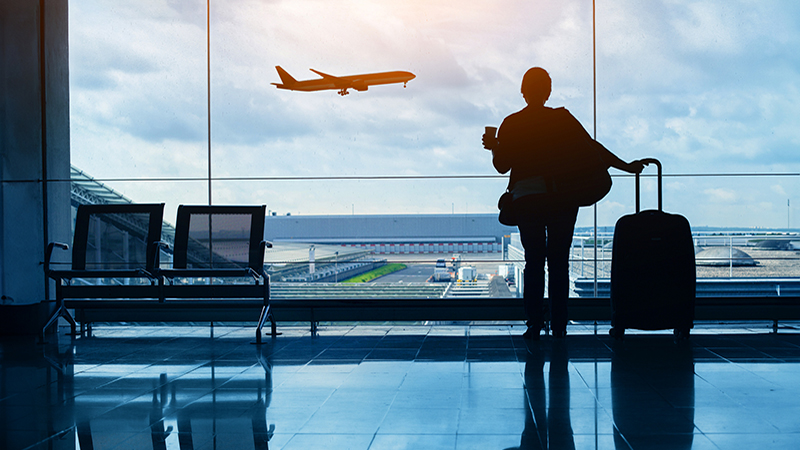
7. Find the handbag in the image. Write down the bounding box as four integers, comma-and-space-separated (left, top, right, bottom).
497, 190, 517, 226
551, 152, 612, 207
497, 154, 611, 226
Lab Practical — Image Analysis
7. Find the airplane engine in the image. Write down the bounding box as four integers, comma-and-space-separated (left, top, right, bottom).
352, 80, 369, 91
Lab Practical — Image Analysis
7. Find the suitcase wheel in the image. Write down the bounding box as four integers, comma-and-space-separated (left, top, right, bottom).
609, 327, 625, 340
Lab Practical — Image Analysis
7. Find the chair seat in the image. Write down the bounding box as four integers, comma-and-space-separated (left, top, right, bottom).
49, 269, 156, 280
159, 268, 259, 279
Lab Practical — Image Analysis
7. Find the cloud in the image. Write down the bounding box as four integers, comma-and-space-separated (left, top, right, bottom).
704, 188, 737, 203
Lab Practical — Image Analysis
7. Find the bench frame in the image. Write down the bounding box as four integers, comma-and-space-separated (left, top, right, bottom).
44, 203, 166, 341
157, 205, 273, 343
46, 204, 276, 344
64, 295, 800, 337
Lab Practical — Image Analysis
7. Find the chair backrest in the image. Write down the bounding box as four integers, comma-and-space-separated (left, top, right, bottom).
72, 203, 165, 271
172, 205, 266, 271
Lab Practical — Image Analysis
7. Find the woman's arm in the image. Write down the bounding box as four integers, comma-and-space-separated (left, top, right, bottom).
492, 147, 512, 174
483, 127, 511, 174
562, 109, 645, 174
593, 140, 645, 174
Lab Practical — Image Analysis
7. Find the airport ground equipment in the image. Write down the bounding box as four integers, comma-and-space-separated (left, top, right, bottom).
457, 267, 478, 282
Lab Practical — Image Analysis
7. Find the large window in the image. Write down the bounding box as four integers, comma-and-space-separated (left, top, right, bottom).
69, 1, 800, 299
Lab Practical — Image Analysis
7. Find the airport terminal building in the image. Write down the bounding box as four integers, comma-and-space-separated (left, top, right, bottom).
264, 213, 517, 254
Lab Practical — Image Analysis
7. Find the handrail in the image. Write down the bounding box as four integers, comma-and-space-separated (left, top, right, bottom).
5, 171, 800, 184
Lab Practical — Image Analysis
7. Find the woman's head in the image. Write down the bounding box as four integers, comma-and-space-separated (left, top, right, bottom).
521, 67, 551, 105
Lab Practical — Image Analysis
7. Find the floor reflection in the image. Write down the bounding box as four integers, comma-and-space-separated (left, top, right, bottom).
18, 337, 276, 450
505, 340, 575, 450
2, 325, 800, 449
611, 339, 695, 450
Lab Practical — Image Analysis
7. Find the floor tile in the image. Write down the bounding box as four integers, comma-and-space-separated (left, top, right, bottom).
705, 433, 800, 450
454, 433, 521, 450
379, 407, 461, 434
282, 433, 374, 450
369, 433, 457, 450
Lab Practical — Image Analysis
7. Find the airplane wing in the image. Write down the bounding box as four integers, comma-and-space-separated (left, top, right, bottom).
309, 69, 351, 89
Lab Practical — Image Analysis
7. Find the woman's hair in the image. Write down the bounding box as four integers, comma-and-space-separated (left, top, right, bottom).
521, 67, 551, 103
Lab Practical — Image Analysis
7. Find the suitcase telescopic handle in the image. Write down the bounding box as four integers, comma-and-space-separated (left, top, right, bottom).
635, 158, 662, 213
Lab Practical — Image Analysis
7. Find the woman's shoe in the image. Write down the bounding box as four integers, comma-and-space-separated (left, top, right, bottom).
552, 330, 567, 339
522, 327, 541, 340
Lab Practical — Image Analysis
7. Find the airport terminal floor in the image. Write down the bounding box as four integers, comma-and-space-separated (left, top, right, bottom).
3, 322, 800, 450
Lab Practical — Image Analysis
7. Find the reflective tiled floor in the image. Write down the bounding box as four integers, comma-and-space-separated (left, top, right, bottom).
3, 322, 800, 449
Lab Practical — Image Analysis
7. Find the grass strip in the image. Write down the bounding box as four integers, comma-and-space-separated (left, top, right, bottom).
341, 263, 407, 283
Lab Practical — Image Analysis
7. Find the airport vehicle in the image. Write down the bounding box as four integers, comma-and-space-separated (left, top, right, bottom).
433, 259, 451, 282
272, 66, 416, 96
498, 264, 514, 282
457, 267, 477, 283
451, 254, 462, 271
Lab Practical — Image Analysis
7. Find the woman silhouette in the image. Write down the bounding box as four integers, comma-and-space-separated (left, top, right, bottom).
484, 67, 644, 339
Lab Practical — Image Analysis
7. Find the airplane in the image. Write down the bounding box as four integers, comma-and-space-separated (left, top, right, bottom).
272, 66, 416, 96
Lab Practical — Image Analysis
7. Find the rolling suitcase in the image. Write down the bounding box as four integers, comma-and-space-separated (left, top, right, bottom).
609, 158, 695, 339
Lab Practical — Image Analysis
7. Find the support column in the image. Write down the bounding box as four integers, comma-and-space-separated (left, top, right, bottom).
0, 0, 71, 335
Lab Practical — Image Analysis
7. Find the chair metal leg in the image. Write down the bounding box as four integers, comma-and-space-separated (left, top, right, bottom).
40, 304, 77, 343
41, 308, 59, 343
255, 304, 270, 345
63, 307, 78, 335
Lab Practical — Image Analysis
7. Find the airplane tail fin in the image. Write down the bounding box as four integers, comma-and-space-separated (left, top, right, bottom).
275, 66, 297, 86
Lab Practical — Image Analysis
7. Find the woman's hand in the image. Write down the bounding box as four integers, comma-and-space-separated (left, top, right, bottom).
626, 159, 646, 174
482, 133, 499, 151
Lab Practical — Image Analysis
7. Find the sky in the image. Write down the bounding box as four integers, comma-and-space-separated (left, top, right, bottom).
68, 0, 800, 229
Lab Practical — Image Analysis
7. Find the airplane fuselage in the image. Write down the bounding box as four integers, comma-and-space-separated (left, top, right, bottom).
272, 67, 415, 95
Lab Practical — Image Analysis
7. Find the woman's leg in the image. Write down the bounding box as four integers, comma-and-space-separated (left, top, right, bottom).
518, 217, 547, 334
545, 207, 579, 334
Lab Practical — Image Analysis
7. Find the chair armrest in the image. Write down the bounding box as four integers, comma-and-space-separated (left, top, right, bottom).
247, 267, 263, 282
45, 242, 70, 276
137, 268, 157, 282
256, 241, 272, 283
150, 240, 171, 270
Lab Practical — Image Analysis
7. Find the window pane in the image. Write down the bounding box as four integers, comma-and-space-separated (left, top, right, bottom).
69, 1, 800, 306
